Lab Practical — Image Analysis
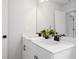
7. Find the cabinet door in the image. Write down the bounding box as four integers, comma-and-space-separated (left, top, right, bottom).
23, 38, 37, 59
22, 38, 29, 59
23, 48, 36, 59
22, 38, 33, 59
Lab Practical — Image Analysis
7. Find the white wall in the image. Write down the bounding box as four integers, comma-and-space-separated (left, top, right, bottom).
8, 0, 36, 59
37, 1, 63, 32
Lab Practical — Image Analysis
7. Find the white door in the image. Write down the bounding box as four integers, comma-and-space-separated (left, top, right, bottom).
2, 0, 8, 59
55, 10, 66, 35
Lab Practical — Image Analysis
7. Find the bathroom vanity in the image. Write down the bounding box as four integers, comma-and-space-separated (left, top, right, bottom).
22, 34, 76, 59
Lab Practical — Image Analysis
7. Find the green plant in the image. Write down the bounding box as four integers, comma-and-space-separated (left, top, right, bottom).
49, 29, 56, 36
40, 29, 56, 39
40, 29, 50, 39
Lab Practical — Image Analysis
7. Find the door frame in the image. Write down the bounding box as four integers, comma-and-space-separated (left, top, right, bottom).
2, 0, 8, 59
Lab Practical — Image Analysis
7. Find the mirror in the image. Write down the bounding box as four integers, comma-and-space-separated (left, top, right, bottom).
36, 0, 55, 33
36, 0, 76, 38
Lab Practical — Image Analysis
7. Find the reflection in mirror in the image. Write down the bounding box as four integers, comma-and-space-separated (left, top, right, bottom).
36, 0, 76, 38
36, 0, 61, 33
66, 10, 76, 37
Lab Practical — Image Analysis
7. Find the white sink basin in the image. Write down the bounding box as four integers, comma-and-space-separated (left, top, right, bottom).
32, 39, 58, 45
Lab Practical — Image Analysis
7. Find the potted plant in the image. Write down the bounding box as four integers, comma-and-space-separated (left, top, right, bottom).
41, 29, 50, 39
40, 29, 56, 39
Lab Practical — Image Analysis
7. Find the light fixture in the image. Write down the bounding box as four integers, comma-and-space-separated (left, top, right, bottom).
40, 0, 48, 3
40, 0, 44, 3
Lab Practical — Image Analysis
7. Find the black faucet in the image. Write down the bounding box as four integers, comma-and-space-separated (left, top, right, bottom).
54, 33, 65, 41
54, 35, 60, 41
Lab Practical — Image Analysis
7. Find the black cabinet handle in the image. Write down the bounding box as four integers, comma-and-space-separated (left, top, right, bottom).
2, 35, 7, 38
24, 45, 26, 51
34, 56, 38, 59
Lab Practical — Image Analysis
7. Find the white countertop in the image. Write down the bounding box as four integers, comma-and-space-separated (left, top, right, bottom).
23, 34, 76, 54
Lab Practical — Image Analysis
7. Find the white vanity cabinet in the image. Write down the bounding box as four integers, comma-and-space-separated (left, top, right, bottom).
22, 36, 76, 59
22, 37, 52, 59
